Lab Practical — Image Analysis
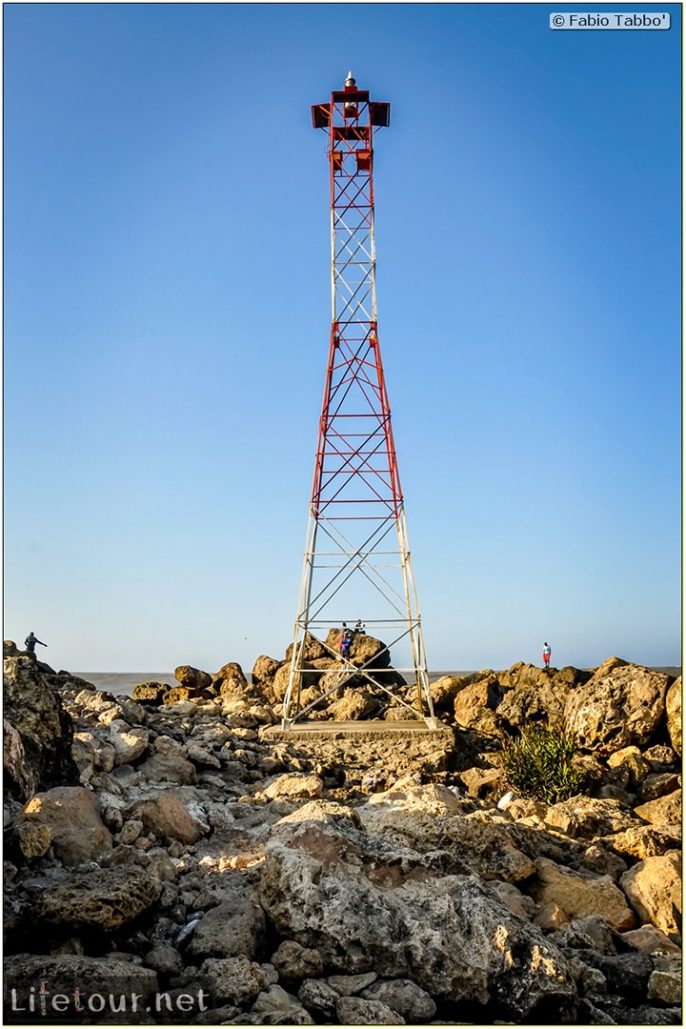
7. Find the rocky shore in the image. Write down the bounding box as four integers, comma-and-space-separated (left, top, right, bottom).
2, 637, 682, 1025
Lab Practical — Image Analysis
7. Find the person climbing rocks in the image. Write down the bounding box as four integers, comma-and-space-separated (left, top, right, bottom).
339, 624, 353, 659
354, 619, 366, 635
24, 632, 47, 656
542, 642, 551, 670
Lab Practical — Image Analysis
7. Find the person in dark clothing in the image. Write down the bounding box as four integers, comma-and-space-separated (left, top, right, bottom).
24, 632, 47, 655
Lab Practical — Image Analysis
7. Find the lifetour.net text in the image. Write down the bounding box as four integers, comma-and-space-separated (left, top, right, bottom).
8, 983, 210, 1018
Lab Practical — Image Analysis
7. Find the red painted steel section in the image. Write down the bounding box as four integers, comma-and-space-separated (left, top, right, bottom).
310, 78, 401, 521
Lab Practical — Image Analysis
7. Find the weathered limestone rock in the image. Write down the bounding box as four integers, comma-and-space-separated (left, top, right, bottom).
429, 674, 467, 714
4, 720, 34, 800
459, 766, 503, 798
621, 924, 682, 955
271, 662, 321, 703
252, 655, 282, 690
3, 656, 79, 799
15, 821, 53, 860
607, 745, 651, 786
251, 984, 315, 1024
132, 681, 168, 705
298, 978, 340, 1019
174, 665, 212, 690
360, 979, 437, 1022
199, 956, 266, 1005
258, 803, 575, 1017
15, 786, 112, 865
647, 968, 682, 1005
544, 797, 635, 839
639, 772, 681, 802
607, 824, 681, 862
3, 955, 158, 1013
286, 633, 330, 664
137, 750, 196, 784
262, 774, 324, 801
633, 789, 681, 828
336, 995, 405, 1024
563, 663, 669, 755
35, 867, 161, 931
531, 857, 634, 931
271, 941, 324, 982
107, 720, 149, 766
131, 791, 205, 844
665, 677, 681, 756
453, 675, 504, 736
620, 854, 682, 936
496, 665, 573, 732
143, 944, 183, 977
327, 687, 383, 721
187, 894, 266, 960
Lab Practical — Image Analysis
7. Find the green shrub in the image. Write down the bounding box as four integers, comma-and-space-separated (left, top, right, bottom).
501, 723, 584, 805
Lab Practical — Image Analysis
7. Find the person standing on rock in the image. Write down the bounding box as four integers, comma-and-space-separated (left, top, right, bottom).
542, 642, 551, 670
24, 632, 47, 656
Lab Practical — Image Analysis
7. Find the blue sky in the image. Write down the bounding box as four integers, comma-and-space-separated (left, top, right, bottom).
4, 3, 681, 674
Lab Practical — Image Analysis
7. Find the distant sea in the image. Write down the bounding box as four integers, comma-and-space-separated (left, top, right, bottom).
77, 666, 681, 698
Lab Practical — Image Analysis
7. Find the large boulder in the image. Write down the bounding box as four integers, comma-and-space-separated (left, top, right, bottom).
496, 664, 585, 733
251, 655, 282, 690
543, 797, 636, 839
4, 955, 158, 1018
35, 867, 161, 931
3, 655, 79, 800
620, 854, 682, 936
130, 791, 206, 844
214, 662, 251, 700
454, 675, 504, 735
258, 802, 576, 1018
14, 786, 112, 865
286, 633, 330, 664
665, 678, 681, 756
563, 663, 669, 755
633, 789, 681, 828
531, 857, 635, 931
174, 665, 212, 690
131, 681, 168, 705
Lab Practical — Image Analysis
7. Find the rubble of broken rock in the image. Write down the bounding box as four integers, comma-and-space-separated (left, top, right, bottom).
2, 639, 682, 1025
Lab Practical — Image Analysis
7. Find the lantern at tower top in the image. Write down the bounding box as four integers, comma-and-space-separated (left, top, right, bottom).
310, 73, 391, 130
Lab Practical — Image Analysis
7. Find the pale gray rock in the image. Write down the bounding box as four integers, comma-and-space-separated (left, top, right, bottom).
360, 979, 437, 1021
258, 803, 575, 1016
336, 995, 405, 1024
563, 663, 669, 755
187, 894, 266, 960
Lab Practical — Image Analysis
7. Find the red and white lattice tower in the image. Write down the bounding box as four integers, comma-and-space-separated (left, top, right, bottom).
282, 74, 436, 728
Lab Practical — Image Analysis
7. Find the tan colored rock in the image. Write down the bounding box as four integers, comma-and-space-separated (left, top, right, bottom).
607, 746, 650, 786
665, 677, 681, 756
327, 687, 382, 721
132, 681, 168, 705
564, 663, 669, 755
16, 786, 112, 865
251, 655, 282, 689
131, 791, 205, 844
535, 903, 569, 930
272, 661, 321, 703
633, 789, 681, 828
263, 774, 324, 801
107, 721, 149, 766
36, 867, 160, 931
621, 924, 682, 955
532, 857, 635, 931
430, 675, 467, 714
544, 796, 635, 839
620, 854, 682, 936
453, 675, 504, 735
286, 632, 330, 664
647, 968, 681, 1005
607, 824, 680, 861
174, 664, 212, 690
16, 822, 53, 860
489, 880, 537, 921
459, 766, 502, 798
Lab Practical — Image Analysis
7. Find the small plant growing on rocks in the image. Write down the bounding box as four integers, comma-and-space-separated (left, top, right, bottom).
501, 723, 584, 804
